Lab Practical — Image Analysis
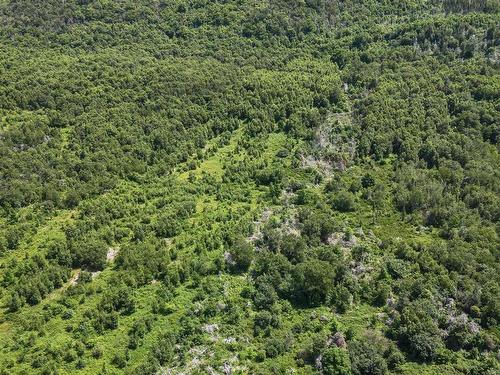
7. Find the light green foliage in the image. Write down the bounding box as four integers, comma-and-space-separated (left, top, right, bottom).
322, 347, 352, 375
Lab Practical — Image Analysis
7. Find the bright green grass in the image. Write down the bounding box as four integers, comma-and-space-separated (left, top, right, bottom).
178, 128, 243, 182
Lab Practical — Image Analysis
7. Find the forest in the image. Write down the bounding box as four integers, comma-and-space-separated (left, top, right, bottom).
0, 0, 498, 374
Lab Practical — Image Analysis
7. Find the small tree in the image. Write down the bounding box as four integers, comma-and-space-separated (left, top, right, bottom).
280, 234, 305, 264
228, 238, 254, 273
361, 174, 375, 188
7, 292, 22, 312
322, 347, 352, 375
333, 191, 356, 212
72, 238, 107, 271
408, 333, 442, 362
349, 339, 388, 375
292, 260, 335, 306
155, 214, 180, 238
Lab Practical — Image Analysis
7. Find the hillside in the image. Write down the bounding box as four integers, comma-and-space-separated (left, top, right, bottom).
0, 1, 499, 374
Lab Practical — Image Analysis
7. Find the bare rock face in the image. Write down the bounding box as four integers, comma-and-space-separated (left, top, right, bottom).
325, 332, 347, 349
69, 271, 80, 286
107, 247, 119, 262
203, 323, 219, 334
315, 354, 323, 370
222, 362, 232, 375
331, 332, 347, 349
224, 251, 235, 266
327, 232, 357, 249
449, 313, 481, 334
319, 314, 329, 323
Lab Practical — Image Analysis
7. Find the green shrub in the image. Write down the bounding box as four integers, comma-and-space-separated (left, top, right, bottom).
333, 191, 356, 212
322, 347, 352, 375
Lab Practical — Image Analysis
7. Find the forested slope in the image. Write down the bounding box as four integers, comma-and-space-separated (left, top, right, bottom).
0, 1, 499, 374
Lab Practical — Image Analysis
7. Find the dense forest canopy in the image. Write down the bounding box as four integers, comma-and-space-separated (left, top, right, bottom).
0, 1, 498, 374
